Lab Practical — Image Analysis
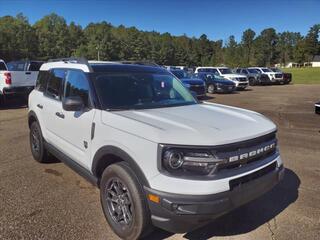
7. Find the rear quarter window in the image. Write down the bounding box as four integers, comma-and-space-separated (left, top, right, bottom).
35, 71, 50, 92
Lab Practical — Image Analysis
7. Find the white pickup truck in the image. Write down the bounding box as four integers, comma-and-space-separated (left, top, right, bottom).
0, 60, 43, 103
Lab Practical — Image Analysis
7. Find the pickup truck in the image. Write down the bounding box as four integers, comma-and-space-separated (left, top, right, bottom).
0, 60, 44, 103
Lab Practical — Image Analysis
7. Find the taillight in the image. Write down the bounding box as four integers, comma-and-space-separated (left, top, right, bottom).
4, 72, 11, 85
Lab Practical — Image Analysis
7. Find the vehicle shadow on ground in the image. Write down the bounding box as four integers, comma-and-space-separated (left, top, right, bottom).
0, 98, 27, 110
240, 88, 253, 92
146, 168, 300, 240
200, 95, 214, 101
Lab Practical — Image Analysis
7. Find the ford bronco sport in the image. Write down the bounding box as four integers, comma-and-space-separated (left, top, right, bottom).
28, 58, 284, 239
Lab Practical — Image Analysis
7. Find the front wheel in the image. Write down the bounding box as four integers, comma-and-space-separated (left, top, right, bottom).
207, 84, 215, 94
100, 162, 152, 240
249, 77, 255, 86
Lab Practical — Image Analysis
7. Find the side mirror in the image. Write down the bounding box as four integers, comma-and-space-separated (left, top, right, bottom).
63, 96, 84, 111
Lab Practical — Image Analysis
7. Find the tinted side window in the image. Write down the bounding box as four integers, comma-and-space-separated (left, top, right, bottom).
35, 71, 50, 92
242, 69, 248, 74
29, 62, 43, 71
236, 69, 241, 73
64, 70, 90, 106
46, 69, 65, 100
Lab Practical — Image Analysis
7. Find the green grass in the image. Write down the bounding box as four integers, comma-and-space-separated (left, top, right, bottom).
282, 67, 320, 84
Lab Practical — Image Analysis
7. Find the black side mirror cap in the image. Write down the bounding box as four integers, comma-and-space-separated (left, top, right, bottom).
63, 96, 84, 111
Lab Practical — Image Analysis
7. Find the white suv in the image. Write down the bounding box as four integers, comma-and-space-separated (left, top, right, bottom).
28, 58, 284, 239
248, 67, 284, 84
194, 67, 249, 89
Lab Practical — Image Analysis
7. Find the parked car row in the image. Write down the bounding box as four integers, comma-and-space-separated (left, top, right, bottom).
0, 59, 293, 105
164, 65, 293, 98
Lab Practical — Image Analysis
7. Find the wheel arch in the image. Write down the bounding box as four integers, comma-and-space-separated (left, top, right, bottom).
92, 145, 150, 188
28, 110, 39, 129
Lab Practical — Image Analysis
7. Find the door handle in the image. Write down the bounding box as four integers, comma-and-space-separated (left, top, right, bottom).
37, 104, 43, 109
55, 112, 65, 119
25, 72, 31, 75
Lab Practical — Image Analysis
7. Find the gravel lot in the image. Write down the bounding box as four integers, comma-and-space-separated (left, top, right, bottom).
0, 84, 319, 240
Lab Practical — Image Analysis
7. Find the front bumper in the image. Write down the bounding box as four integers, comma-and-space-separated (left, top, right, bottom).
235, 82, 248, 89
271, 78, 284, 84
145, 162, 284, 233
216, 85, 235, 93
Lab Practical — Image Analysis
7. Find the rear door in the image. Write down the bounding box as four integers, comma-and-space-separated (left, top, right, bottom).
42, 69, 66, 149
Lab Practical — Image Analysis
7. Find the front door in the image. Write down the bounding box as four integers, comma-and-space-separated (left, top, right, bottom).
58, 69, 95, 169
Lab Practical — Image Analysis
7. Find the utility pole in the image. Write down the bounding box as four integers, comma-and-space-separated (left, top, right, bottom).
96, 45, 100, 61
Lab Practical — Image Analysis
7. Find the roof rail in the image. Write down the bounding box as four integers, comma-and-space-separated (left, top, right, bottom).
118, 61, 159, 67
47, 57, 93, 72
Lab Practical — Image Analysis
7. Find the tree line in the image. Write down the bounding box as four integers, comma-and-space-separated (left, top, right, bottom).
0, 13, 319, 67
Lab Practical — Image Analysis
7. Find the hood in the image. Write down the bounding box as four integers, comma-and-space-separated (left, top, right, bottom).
101, 103, 277, 146
181, 78, 204, 85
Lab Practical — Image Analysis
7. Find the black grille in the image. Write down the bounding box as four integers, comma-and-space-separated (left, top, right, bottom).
275, 74, 283, 78
238, 77, 247, 82
189, 85, 206, 95
212, 132, 277, 171
229, 162, 277, 190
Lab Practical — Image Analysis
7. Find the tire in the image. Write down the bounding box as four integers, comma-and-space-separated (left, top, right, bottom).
207, 84, 215, 94
100, 162, 152, 240
0, 95, 3, 106
249, 77, 257, 86
29, 121, 50, 163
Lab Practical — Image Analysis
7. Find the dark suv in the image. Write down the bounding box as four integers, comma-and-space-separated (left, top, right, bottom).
170, 69, 206, 97
195, 72, 236, 93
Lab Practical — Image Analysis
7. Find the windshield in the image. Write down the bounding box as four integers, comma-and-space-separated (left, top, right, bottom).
219, 68, 232, 74
93, 72, 197, 110
261, 68, 272, 73
248, 69, 259, 74
171, 70, 192, 79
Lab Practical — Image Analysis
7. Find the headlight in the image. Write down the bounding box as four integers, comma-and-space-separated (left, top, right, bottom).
183, 83, 191, 88
160, 147, 226, 176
